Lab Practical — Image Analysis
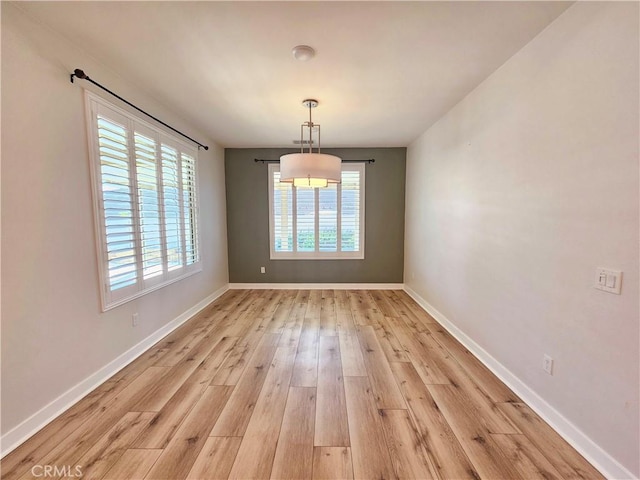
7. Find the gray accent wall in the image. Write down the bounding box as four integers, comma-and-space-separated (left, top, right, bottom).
225, 147, 406, 283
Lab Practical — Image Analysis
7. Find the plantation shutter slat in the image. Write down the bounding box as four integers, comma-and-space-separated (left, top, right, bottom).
161, 144, 184, 272
135, 130, 164, 281
296, 187, 315, 252
340, 170, 361, 252
97, 114, 138, 292
318, 185, 338, 252
181, 153, 199, 265
272, 171, 294, 253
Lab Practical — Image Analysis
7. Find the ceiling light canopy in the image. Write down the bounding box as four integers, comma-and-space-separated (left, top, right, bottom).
291, 45, 315, 61
280, 99, 341, 188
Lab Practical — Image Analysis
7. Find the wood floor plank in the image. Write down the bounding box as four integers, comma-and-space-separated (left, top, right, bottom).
255, 290, 285, 320
351, 308, 378, 327
360, 297, 410, 363
312, 447, 354, 480
427, 384, 521, 479
186, 437, 242, 480
306, 290, 323, 319
1, 351, 170, 480
416, 330, 519, 434
315, 336, 350, 447
347, 290, 375, 312
145, 385, 233, 480
266, 290, 297, 333
390, 361, 478, 480
227, 347, 297, 480
133, 381, 207, 449
210, 329, 264, 386
338, 332, 367, 376
291, 317, 320, 387
425, 322, 520, 403
334, 290, 351, 315
491, 433, 564, 480
336, 311, 357, 335
319, 293, 338, 336
151, 314, 220, 367
343, 376, 397, 480
497, 402, 605, 479
67, 411, 154, 480
391, 290, 438, 324
380, 290, 431, 334
366, 290, 400, 318
213, 288, 251, 311
356, 326, 406, 409
385, 315, 451, 384
223, 290, 271, 338
132, 332, 231, 412
379, 409, 436, 480
1, 384, 122, 480
16, 367, 170, 480
184, 335, 238, 387
372, 317, 411, 363
279, 290, 309, 348
102, 449, 162, 480
210, 333, 280, 437
270, 387, 316, 480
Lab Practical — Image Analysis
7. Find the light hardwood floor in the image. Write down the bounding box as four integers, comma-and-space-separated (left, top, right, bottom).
1, 289, 605, 480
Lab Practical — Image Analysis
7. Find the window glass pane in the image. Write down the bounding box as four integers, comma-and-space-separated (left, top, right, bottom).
341, 170, 360, 252
273, 171, 293, 252
161, 144, 184, 271
135, 132, 163, 280
318, 185, 337, 251
296, 186, 315, 252
97, 116, 137, 291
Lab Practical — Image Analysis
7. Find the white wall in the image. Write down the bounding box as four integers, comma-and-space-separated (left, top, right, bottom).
404, 2, 638, 478
1, 3, 228, 440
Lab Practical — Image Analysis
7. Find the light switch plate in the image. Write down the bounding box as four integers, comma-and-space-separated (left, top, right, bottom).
595, 268, 622, 295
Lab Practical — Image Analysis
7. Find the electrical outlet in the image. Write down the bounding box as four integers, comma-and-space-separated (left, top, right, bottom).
543, 354, 553, 375
132, 313, 139, 327
260, 266, 266, 274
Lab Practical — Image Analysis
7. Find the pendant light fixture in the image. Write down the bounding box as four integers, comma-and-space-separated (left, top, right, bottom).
280, 99, 341, 188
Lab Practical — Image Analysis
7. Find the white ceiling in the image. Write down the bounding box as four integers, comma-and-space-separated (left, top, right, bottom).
16, 1, 572, 148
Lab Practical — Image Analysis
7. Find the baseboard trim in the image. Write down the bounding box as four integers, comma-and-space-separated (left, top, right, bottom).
229, 283, 404, 290
0, 284, 229, 458
403, 285, 636, 480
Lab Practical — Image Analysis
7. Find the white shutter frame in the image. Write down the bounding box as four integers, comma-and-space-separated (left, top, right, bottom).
87, 100, 139, 307
268, 162, 365, 260
85, 91, 202, 311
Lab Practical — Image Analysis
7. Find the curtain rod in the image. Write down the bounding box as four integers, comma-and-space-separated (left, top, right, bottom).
70, 68, 209, 151
254, 158, 375, 164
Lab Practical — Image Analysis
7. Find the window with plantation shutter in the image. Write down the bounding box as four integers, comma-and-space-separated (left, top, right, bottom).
86, 92, 201, 310
268, 163, 365, 259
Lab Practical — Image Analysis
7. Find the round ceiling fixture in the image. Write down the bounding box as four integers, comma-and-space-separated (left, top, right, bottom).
292, 45, 315, 61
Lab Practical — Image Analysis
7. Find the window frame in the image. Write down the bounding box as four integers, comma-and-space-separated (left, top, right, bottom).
268, 162, 365, 260
85, 92, 202, 311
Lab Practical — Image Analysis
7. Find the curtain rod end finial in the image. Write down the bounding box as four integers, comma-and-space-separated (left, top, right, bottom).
70, 68, 88, 83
